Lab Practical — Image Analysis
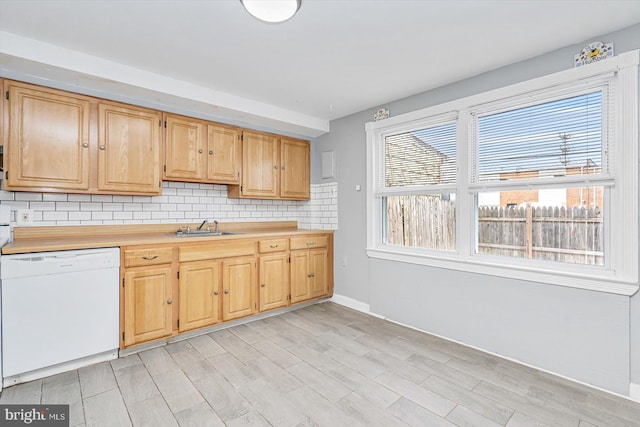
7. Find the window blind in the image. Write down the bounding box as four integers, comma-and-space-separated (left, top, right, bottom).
384, 122, 456, 188
475, 91, 605, 183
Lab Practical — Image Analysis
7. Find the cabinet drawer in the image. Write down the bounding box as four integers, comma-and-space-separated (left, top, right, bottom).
180, 240, 256, 263
259, 239, 289, 253
124, 247, 174, 267
290, 236, 328, 250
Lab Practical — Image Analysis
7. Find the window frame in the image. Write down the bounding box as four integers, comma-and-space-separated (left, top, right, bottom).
366, 50, 639, 295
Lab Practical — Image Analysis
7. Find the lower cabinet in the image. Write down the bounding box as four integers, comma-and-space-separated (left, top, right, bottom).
290, 248, 329, 304
259, 253, 290, 311
222, 257, 257, 321
178, 261, 221, 332
123, 266, 174, 347
120, 232, 332, 349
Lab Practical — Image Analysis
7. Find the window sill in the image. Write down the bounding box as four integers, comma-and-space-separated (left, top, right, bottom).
366, 247, 639, 296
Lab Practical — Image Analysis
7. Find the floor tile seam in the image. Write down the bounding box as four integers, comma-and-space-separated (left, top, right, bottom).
80, 387, 133, 427
471, 379, 581, 427
419, 372, 517, 424
147, 364, 209, 417
108, 361, 135, 427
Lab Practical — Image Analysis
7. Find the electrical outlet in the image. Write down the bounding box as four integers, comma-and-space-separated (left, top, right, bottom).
16, 209, 33, 225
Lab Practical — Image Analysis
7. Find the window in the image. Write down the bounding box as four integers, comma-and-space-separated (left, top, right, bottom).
380, 120, 456, 251
472, 90, 609, 266
366, 50, 639, 295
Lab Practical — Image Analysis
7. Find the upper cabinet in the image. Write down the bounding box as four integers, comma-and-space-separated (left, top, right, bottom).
2, 80, 162, 195
98, 102, 162, 194
280, 137, 310, 200
207, 124, 241, 184
2, 80, 309, 199
3, 81, 92, 191
228, 130, 310, 200
163, 114, 241, 185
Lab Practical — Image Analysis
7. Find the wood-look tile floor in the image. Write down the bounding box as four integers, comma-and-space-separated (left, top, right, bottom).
1, 302, 639, 427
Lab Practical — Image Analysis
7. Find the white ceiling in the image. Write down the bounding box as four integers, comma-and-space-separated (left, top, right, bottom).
1, 0, 639, 137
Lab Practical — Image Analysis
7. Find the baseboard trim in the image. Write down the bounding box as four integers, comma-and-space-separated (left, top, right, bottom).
328, 294, 639, 403
630, 382, 640, 402
330, 294, 385, 318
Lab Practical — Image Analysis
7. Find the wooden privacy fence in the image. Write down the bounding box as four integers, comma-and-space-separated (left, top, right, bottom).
386, 196, 456, 250
386, 197, 603, 265
478, 204, 603, 265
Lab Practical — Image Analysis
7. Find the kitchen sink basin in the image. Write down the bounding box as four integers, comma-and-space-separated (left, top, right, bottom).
175, 230, 239, 237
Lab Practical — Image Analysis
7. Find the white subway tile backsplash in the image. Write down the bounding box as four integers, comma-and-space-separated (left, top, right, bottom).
80, 202, 102, 211
30, 202, 56, 211
102, 203, 123, 211
43, 211, 68, 221
69, 212, 92, 221
42, 193, 68, 202
15, 193, 42, 201
113, 196, 134, 202
133, 211, 152, 220
57, 202, 80, 211
0, 183, 337, 230
92, 211, 113, 221
124, 203, 143, 211
113, 211, 133, 220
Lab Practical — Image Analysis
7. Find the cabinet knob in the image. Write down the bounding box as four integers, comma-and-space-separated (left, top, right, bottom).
224, 289, 229, 294
209, 150, 213, 155
214, 290, 219, 295
274, 165, 279, 170
82, 143, 89, 148
281, 165, 286, 171
261, 283, 266, 288
198, 149, 203, 153
167, 299, 173, 304
99, 145, 105, 150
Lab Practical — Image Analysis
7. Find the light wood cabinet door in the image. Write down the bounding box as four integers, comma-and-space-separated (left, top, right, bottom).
259, 254, 289, 312
280, 138, 310, 200
241, 131, 279, 198
164, 114, 205, 181
290, 249, 329, 303
207, 124, 241, 184
5, 82, 91, 190
290, 251, 311, 303
98, 102, 162, 194
123, 266, 173, 347
179, 261, 221, 332
222, 257, 256, 321
309, 249, 329, 298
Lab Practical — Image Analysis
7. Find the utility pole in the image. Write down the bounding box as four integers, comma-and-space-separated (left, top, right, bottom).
559, 133, 571, 167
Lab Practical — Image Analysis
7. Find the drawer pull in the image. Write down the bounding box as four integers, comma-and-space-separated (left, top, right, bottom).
269, 244, 279, 248
305, 241, 315, 245
307, 273, 315, 278
142, 255, 159, 261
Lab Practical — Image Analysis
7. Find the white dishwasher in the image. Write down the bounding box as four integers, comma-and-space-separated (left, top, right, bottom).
1, 247, 120, 386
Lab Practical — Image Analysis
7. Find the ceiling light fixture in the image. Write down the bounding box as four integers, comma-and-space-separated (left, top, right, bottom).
241, 0, 301, 23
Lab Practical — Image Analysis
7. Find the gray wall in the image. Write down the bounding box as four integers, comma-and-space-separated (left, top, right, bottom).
314, 24, 640, 395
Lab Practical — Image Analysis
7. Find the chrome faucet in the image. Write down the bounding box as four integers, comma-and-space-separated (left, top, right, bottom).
213, 220, 219, 233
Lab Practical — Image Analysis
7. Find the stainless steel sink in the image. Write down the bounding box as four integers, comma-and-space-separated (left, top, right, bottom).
175, 230, 239, 237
